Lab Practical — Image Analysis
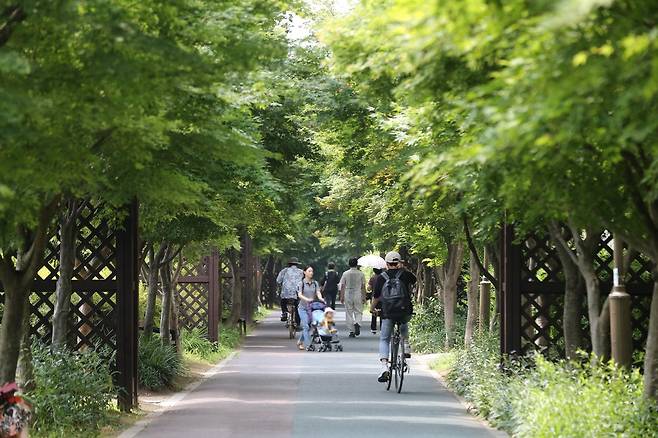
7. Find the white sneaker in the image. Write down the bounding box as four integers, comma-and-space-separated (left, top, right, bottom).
378, 361, 390, 383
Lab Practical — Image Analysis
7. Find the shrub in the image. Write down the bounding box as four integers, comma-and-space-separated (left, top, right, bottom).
447, 331, 521, 431
138, 336, 183, 390
409, 296, 466, 353
27, 342, 114, 436
181, 328, 218, 361
512, 356, 658, 437
182, 326, 241, 363
446, 334, 658, 436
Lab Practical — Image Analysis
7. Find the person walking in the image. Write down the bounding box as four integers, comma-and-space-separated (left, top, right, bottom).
276, 257, 304, 323
367, 268, 383, 334
371, 251, 416, 383
339, 257, 366, 338
297, 265, 324, 350
320, 262, 340, 310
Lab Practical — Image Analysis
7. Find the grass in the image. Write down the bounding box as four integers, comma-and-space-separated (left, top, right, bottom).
182, 325, 242, 365
430, 352, 457, 374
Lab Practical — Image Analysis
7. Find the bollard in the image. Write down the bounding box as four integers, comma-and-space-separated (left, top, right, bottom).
479, 280, 491, 333
610, 237, 632, 367
610, 285, 632, 367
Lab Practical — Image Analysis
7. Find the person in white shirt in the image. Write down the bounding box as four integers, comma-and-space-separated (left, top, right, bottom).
339, 257, 366, 338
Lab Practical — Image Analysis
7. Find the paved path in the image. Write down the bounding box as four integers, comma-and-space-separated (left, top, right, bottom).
134, 307, 504, 438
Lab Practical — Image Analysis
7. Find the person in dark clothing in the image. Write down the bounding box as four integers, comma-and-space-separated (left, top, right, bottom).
367, 268, 383, 334
371, 251, 417, 383
320, 262, 340, 310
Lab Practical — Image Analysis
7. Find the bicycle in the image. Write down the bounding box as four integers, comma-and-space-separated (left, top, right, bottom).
386, 319, 408, 393
285, 300, 297, 339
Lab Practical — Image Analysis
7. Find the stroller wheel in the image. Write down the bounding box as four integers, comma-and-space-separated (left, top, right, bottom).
326, 344, 333, 352
307, 345, 315, 352
336, 345, 343, 352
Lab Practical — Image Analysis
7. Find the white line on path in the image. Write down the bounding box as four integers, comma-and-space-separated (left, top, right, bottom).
118, 351, 238, 438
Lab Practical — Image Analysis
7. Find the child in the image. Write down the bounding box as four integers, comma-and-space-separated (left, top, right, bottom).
318, 307, 338, 336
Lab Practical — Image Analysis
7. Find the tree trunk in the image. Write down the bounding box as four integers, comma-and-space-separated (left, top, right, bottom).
159, 261, 172, 346
229, 250, 243, 325
487, 242, 501, 331
440, 242, 465, 348
558, 224, 609, 359
16, 294, 34, 391
0, 202, 55, 384
0, 278, 28, 384
465, 254, 480, 345
422, 265, 432, 304
255, 256, 263, 309
170, 253, 184, 353
551, 229, 584, 359
52, 201, 78, 348
242, 235, 254, 325
581, 257, 606, 357
143, 244, 167, 338
643, 279, 658, 400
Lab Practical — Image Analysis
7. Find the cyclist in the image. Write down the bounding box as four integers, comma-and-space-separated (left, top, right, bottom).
276, 257, 304, 324
370, 251, 416, 383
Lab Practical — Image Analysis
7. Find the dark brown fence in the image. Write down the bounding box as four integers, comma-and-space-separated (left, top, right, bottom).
0, 201, 139, 411
500, 225, 652, 363
176, 250, 221, 342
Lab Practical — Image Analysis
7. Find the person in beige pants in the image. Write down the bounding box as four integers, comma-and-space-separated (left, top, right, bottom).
339, 257, 366, 337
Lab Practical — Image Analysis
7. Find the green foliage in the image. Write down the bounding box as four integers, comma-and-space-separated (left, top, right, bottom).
27, 342, 114, 437
138, 336, 184, 391
182, 326, 241, 364
447, 332, 520, 430
447, 335, 658, 436
409, 296, 466, 353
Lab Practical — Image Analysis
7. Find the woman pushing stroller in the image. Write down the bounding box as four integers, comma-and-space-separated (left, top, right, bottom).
296, 265, 325, 350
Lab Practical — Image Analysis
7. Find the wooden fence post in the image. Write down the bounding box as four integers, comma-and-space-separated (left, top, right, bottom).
116, 200, 139, 412
500, 223, 522, 357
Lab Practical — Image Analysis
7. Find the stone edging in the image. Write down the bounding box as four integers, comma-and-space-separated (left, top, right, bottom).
414, 354, 509, 438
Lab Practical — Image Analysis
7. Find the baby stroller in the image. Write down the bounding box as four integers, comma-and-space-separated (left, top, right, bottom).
307, 302, 343, 352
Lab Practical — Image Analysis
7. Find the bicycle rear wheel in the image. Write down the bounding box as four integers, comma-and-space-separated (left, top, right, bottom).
387, 338, 397, 391
288, 305, 296, 339
396, 342, 405, 393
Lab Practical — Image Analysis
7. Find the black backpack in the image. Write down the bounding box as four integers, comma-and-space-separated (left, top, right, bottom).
381, 270, 411, 319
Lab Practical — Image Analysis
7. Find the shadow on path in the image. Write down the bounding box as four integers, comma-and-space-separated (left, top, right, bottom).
133, 306, 505, 438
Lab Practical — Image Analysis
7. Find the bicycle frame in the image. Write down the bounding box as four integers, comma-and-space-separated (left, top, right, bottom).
386, 320, 406, 393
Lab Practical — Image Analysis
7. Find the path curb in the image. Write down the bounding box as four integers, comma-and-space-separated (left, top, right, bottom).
117, 351, 238, 438
415, 354, 508, 437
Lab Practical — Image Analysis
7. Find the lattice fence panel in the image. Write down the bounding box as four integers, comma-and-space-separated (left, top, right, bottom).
0, 200, 138, 410
220, 258, 232, 310
71, 291, 117, 352
176, 255, 218, 337
178, 282, 210, 332
515, 231, 653, 361
520, 293, 565, 357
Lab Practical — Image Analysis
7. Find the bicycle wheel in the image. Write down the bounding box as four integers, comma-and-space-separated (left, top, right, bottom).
288, 305, 296, 339
387, 337, 397, 391
396, 342, 405, 393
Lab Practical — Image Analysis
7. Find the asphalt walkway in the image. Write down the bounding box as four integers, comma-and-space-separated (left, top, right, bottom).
133, 307, 505, 438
